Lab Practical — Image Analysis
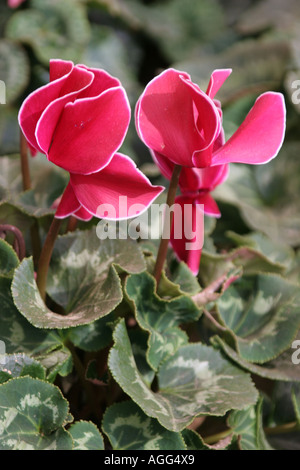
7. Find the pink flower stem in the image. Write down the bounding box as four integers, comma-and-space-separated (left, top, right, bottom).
36, 217, 62, 302
153, 163, 181, 287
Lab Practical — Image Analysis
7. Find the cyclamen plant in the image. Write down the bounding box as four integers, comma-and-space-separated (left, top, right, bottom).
2, 58, 300, 453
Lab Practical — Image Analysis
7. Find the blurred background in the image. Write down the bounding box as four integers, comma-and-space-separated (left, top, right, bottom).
0, 0, 300, 252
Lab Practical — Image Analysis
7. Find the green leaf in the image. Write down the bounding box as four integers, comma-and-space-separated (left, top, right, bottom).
68, 421, 104, 450
216, 273, 300, 363
48, 229, 145, 311
212, 335, 300, 382
182, 428, 233, 450
102, 400, 186, 450
0, 39, 30, 104
228, 400, 272, 450
0, 238, 19, 276
125, 271, 200, 370
292, 385, 300, 424
66, 313, 115, 352
0, 154, 67, 224
128, 329, 155, 387
6, 0, 90, 65
226, 231, 294, 271
213, 145, 300, 247
0, 275, 62, 355
0, 353, 46, 384
108, 319, 258, 432
11, 230, 146, 329
0, 376, 73, 450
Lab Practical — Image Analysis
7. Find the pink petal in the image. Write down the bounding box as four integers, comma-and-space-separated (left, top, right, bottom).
170, 195, 204, 275
206, 69, 232, 99
49, 59, 74, 82
195, 193, 221, 218
152, 150, 229, 193
73, 206, 94, 221
212, 92, 286, 165
78, 65, 121, 98
36, 66, 94, 154
18, 61, 75, 152
48, 87, 131, 175
55, 182, 81, 219
70, 153, 165, 220
136, 68, 220, 167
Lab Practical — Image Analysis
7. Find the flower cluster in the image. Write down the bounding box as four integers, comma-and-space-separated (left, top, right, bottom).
19, 61, 286, 276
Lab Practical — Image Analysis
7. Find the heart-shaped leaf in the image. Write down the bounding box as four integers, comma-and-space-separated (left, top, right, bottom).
12, 229, 146, 328
108, 319, 258, 432
216, 273, 300, 363
0, 376, 73, 450
125, 271, 200, 370
102, 400, 186, 450
68, 421, 104, 450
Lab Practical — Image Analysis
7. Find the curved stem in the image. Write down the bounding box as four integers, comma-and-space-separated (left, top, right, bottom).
20, 130, 31, 191
0, 224, 26, 260
203, 428, 232, 445
153, 164, 181, 287
36, 217, 62, 302
66, 216, 78, 233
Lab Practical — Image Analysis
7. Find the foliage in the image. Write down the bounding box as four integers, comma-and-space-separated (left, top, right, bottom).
1, 0, 300, 451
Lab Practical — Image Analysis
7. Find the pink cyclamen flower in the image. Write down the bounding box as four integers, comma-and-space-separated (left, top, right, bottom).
136, 67, 286, 274
19, 59, 164, 220
8, 0, 26, 8
135, 68, 286, 169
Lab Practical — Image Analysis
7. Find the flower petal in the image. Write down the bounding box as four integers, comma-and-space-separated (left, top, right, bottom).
70, 153, 165, 220
49, 59, 74, 82
212, 92, 286, 165
48, 87, 131, 174
55, 182, 81, 219
170, 195, 203, 275
136, 68, 219, 167
73, 206, 93, 221
77, 65, 121, 98
205, 69, 232, 99
195, 192, 221, 218
35, 66, 94, 155
18, 61, 75, 152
